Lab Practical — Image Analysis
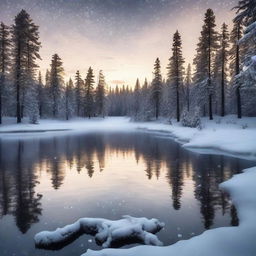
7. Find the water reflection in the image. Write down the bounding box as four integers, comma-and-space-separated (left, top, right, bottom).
0, 132, 255, 255
0, 141, 42, 233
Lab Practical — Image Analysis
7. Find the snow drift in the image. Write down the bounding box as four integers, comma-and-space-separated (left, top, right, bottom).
34, 216, 164, 249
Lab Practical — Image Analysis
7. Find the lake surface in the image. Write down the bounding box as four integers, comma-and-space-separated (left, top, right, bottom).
0, 131, 255, 256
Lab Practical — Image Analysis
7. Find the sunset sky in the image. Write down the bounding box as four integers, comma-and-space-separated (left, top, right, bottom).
0, 0, 238, 87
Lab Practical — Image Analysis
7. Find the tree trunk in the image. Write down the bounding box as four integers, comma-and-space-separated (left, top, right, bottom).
176, 85, 180, 122
155, 96, 159, 120
236, 86, 242, 119
235, 23, 241, 119
221, 75, 225, 116
187, 85, 189, 112
221, 46, 225, 117
209, 94, 213, 120
0, 76, 2, 124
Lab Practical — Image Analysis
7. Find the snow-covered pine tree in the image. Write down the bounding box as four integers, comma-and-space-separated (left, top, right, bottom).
84, 67, 95, 118
95, 70, 106, 117
43, 69, 52, 116
75, 70, 83, 117
140, 78, 153, 121
234, 0, 256, 26
65, 78, 75, 120
0, 22, 11, 124
192, 9, 219, 120
232, 0, 256, 117
160, 79, 170, 117
234, 0, 256, 65
24, 13, 41, 123
37, 71, 44, 118
213, 23, 229, 117
230, 21, 244, 77
229, 20, 244, 118
49, 54, 64, 118
184, 64, 192, 112
12, 10, 30, 123
133, 78, 141, 119
151, 58, 162, 120
12, 10, 41, 123
167, 30, 185, 122
26, 80, 39, 124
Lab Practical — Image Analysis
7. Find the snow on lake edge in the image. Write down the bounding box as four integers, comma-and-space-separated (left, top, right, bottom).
0, 115, 255, 160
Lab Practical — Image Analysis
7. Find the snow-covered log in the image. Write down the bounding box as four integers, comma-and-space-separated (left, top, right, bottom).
34, 215, 164, 249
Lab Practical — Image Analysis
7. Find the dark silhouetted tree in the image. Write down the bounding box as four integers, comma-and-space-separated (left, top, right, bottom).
84, 67, 95, 118
151, 58, 162, 119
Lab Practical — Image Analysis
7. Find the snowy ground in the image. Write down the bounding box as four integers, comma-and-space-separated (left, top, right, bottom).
0, 115, 255, 160
1, 116, 256, 256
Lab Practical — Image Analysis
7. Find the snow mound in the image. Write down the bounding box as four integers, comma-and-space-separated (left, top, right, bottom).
34, 216, 164, 249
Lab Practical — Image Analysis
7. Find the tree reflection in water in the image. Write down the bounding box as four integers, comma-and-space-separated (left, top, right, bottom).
0, 132, 254, 235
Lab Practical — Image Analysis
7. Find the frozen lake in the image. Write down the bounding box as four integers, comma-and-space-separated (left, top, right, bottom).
0, 131, 255, 256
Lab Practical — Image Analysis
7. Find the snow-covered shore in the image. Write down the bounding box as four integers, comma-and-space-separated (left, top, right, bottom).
0, 115, 255, 160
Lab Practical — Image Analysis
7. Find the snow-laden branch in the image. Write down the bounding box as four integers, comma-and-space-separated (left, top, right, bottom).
34, 216, 164, 249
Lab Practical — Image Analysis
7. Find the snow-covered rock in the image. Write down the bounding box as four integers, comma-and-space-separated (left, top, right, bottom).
34, 216, 164, 249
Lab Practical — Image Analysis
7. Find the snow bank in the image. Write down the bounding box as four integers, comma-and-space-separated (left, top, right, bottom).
82, 167, 256, 256
34, 216, 164, 249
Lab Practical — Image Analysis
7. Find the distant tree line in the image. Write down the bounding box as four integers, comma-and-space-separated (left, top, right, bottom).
127, 1, 256, 126
0, 0, 255, 125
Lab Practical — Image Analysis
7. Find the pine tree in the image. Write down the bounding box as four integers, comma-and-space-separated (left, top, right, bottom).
219, 23, 230, 117
75, 70, 83, 116
0, 22, 11, 124
234, 0, 256, 66
230, 21, 243, 77
184, 64, 192, 112
49, 54, 64, 118
232, 0, 256, 117
37, 71, 43, 117
133, 78, 141, 118
12, 10, 41, 123
167, 30, 185, 122
193, 9, 219, 120
45, 69, 50, 86
137, 78, 152, 121
24, 13, 41, 121
44, 69, 52, 116
234, 0, 256, 26
229, 20, 244, 118
84, 67, 95, 118
65, 78, 75, 120
12, 10, 29, 123
233, 14, 256, 116
151, 58, 162, 119
95, 70, 106, 117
